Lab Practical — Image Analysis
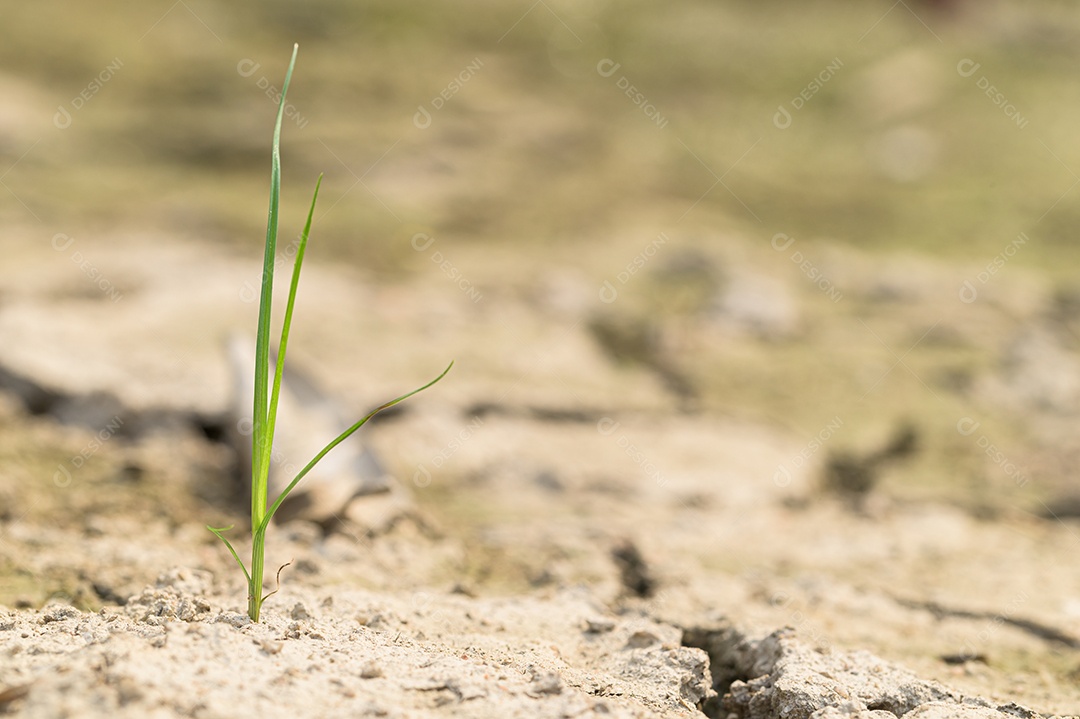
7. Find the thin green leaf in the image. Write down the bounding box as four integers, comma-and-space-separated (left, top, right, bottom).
207, 525, 252, 585
260, 361, 454, 533
252, 42, 300, 529
265, 174, 323, 462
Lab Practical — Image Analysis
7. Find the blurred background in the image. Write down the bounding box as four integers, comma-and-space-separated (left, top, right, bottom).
4, 0, 1080, 712
3, 0, 1078, 264
2, 0, 1079, 507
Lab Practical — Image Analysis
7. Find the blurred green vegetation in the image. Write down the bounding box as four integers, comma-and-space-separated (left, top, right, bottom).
1, 0, 1079, 271
1, 0, 1078, 518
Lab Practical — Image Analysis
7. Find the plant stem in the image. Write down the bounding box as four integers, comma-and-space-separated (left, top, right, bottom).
249, 532, 265, 621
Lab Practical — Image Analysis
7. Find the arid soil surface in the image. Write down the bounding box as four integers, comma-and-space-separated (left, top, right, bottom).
4, 2, 1080, 716
1, 233, 1080, 717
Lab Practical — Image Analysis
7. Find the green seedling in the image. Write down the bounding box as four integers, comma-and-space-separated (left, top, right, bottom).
208, 44, 451, 622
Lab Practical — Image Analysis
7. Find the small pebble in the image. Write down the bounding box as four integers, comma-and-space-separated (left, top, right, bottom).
113, 676, 143, 706
625, 630, 660, 649
41, 605, 80, 624
260, 640, 283, 655
529, 670, 562, 695
584, 617, 616, 634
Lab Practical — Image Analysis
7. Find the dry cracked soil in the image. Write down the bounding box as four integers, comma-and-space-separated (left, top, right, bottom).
4, 5, 1080, 714
1, 234, 1080, 718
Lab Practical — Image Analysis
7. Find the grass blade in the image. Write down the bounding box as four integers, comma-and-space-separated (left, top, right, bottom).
252, 43, 300, 530
260, 361, 454, 532
265, 173, 323, 460
206, 525, 252, 585
248, 42, 299, 622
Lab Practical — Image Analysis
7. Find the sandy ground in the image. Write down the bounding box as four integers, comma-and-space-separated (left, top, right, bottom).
5, 2, 1080, 717
1, 230, 1080, 717
3, 568, 712, 719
